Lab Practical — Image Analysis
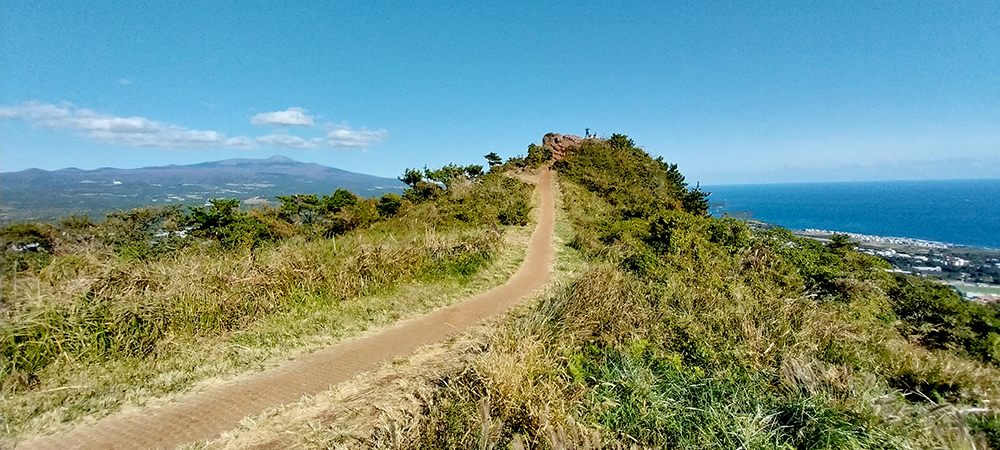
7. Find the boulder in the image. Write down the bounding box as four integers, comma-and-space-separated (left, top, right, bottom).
542, 133, 585, 159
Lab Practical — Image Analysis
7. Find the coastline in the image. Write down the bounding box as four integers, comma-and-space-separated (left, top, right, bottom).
707, 178, 1000, 251
798, 228, 951, 249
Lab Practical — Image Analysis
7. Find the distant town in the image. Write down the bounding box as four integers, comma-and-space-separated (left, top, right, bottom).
796, 229, 1000, 303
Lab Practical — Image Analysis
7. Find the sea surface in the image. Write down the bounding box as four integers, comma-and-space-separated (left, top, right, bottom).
705, 179, 1000, 249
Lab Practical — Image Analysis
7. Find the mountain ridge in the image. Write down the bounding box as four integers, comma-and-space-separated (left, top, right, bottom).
3, 155, 351, 174
0, 156, 405, 224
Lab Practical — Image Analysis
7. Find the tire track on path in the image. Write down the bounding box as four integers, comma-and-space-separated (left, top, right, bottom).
19, 168, 555, 450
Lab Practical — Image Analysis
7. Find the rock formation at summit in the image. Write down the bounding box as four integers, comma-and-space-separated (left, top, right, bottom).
542, 133, 584, 160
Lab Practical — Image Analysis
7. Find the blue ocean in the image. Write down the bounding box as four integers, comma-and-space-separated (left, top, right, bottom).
705, 179, 1000, 249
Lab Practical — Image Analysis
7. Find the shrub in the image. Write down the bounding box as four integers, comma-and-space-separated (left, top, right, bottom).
187, 199, 273, 250
448, 173, 531, 227
890, 274, 1000, 364
1, 222, 58, 273
319, 189, 358, 214
377, 193, 403, 217
275, 194, 321, 224
404, 181, 444, 203
425, 164, 484, 187
525, 144, 552, 168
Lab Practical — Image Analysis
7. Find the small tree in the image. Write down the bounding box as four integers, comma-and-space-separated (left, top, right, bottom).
484, 152, 502, 167
828, 234, 855, 252
424, 164, 484, 187
425, 164, 463, 187
464, 164, 484, 179
276, 194, 320, 224
682, 185, 710, 216
99, 206, 186, 259
319, 189, 358, 214
377, 193, 403, 217
525, 144, 553, 168
187, 199, 271, 249
399, 168, 424, 187
188, 198, 242, 231
608, 133, 635, 150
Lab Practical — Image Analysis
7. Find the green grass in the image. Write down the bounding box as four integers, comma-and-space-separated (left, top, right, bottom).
13, 140, 1000, 449
337, 137, 1000, 449
952, 282, 1000, 296
0, 168, 535, 445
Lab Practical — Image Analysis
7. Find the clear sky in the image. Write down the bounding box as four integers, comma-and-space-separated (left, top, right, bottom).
2, 1, 998, 184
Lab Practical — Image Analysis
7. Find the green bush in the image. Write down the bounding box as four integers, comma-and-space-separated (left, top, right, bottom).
1, 222, 57, 273
890, 275, 1000, 364
448, 173, 531, 227
554, 133, 708, 216
377, 193, 403, 217
525, 144, 552, 168
319, 189, 359, 214
187, 199, 274, 250
1, 222, 57, 253
403, 180, 444, 203
425, 164, 484, 187
100, 206, 186, 257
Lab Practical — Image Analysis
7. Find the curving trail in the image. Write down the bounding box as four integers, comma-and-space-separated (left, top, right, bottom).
20, 168, 555, 450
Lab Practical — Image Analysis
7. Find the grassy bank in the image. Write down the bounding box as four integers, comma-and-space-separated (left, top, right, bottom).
203, 137, 1000, 449
181, 164, 582, 450
1, 166, 535, 443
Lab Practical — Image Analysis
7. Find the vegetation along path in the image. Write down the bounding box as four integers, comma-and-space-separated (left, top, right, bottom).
20, 168, 556, 450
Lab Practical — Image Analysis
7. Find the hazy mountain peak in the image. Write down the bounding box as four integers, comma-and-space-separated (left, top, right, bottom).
1, 157, 405, 224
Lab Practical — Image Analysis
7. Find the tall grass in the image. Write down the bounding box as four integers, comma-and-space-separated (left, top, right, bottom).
0, 167, 534, 442
2, 226, 498, 383
351, 137, 1000, 449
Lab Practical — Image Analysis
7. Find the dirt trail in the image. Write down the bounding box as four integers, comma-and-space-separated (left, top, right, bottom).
19, 168, 555, 450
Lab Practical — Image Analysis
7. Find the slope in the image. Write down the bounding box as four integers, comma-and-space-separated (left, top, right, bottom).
195, 135, 1000, 449
16, 168, 555, 450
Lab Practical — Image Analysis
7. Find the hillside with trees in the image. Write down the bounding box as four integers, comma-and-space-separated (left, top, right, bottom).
0, 159, 536, 445
4, 136, 1000, 449
379, 135, 1000, 449
206, 135, 1000, 449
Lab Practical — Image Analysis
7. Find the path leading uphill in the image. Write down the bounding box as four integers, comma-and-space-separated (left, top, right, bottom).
19, 168, 555, 450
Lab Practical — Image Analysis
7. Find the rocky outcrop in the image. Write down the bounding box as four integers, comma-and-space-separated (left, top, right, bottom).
542, 133, 584, 160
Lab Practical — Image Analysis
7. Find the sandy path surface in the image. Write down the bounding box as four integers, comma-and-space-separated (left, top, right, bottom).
18, 168, 554, 450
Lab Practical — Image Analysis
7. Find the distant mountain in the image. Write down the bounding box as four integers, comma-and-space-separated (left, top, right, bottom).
0, 156, 406, 224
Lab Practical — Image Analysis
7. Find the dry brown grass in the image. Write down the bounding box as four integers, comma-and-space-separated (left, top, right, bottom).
1, 213, 533, 445
189, 172, 587, 450
151, 165, 1000, 449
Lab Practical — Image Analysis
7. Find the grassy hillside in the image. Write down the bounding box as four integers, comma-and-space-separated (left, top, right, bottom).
0, 162, 535, 443
8, 137, 1000, 449
246, 136, 1000, 449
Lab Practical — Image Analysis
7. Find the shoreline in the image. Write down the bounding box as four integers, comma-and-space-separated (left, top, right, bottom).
740, 219, 994, 252
798, 229, 952, 249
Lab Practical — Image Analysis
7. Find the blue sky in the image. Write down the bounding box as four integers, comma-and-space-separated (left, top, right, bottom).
2, 0, 998, 184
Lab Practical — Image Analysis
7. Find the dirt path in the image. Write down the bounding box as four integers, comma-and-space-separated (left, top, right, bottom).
18, 168, 555, 450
